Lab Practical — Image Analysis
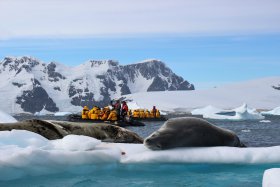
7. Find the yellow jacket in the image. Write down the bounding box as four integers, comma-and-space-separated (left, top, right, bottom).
133, 110, 140, 118
156, 110, 161, 118
90, 110, 99, 120
145, 110, 150, 118
107, 110, 118, 121
139, 110, 145, 118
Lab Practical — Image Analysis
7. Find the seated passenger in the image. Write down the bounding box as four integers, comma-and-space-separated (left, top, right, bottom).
107, 110, 118, 121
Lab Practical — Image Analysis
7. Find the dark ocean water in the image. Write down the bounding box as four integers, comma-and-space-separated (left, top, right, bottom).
14, 115, 280, 147
126, 115, 280, 147
8, 114, 280, 187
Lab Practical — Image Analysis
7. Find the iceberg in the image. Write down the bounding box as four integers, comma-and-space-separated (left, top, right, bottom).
263, 168, 280, 187
191, 104, 264, 120
54, 112, 73, 116
261, 107, 280, 116
0, 110, 17, 123
2, 130, 280, 181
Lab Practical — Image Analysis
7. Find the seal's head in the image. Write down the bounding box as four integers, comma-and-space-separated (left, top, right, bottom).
144, 126, 176, 150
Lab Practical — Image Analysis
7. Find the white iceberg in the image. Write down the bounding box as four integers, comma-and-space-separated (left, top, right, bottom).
191, 103, 264, 120
263, 168, 280, 187
0, 110, 17, 123
54, 112, 73, 116
261, 107, 280, 116
233, 103, 264, 120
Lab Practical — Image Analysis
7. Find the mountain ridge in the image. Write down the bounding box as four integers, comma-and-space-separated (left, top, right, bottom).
0, 56, 194, 114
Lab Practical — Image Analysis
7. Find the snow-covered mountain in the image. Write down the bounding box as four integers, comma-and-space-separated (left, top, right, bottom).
0, 56, 194, 114
125, 76, 280, 112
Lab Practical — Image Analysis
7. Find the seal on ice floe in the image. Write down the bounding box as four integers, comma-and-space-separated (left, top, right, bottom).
144, 117, 245, 150
0, 119, 143, 143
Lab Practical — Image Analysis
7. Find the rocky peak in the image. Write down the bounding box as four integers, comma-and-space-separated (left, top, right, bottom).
88, 60, 119, 68
1, 56, 40, 73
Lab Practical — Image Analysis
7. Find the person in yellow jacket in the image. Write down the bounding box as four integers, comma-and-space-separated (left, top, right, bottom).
91, 108, 99, 120
107, 110, 118, 121
133, 109, 140, 118
145, 110, 150, 118
156, 109, 161, 118
82, 106, 89, 119
101, 109, 110, 121
139, 109, 145, 118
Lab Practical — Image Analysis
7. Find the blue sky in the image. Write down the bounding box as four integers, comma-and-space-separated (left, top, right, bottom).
0, 0, 280, 89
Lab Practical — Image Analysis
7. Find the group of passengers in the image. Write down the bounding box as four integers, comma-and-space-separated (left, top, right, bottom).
82, 100, 160, 122
81, 100, 129, 122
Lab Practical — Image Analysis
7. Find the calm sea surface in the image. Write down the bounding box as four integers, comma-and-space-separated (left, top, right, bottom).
7, 115, 280, 187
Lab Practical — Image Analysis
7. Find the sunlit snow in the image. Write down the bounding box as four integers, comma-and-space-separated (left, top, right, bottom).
0, 110, 17, 123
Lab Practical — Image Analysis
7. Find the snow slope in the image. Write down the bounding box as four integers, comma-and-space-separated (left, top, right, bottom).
0, 110, 17, 123
0, 56, 193, 114
125, 76, 280, 111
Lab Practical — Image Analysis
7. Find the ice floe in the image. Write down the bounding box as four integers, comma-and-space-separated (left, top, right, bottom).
263, 168, 280, 187
1, 130, 280, 180
54, 112, 73, 116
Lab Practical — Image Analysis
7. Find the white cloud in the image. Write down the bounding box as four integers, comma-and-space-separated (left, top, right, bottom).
0, 0, 280, 39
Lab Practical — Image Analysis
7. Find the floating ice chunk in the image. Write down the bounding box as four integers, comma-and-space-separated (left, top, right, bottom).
263, 168, 280, 187
261, 107, 280, 116
260, 120, 271, 123
233, 103, 264, 120
241, 129, 251, 133
54, 112, 73, 116
191, 103, 264, 121
0, 110, 17, 123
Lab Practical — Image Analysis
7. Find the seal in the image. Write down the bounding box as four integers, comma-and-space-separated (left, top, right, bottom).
0, 119, 143, 143
144, 117, 245, 150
